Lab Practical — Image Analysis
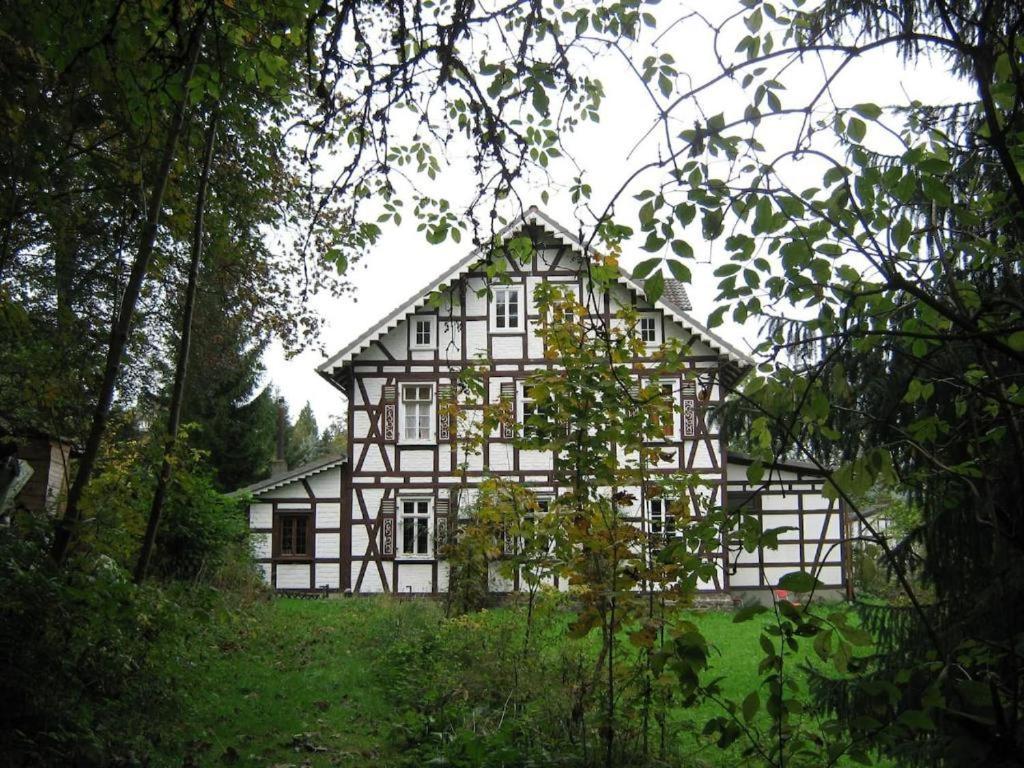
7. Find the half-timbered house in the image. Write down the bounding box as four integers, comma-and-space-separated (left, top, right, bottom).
246, 208, 850, 599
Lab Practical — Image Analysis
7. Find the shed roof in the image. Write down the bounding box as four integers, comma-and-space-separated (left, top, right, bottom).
234, 454, 346, 497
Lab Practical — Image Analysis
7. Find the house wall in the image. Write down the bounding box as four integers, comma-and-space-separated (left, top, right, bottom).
9, 437, 71, 514
339, 226, 732, 595
248, 464, 345, 591
725, 459, 851, 600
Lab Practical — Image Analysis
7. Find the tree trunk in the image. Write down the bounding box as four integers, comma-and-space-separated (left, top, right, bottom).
51, 15, 207, 564
134, 105, 219, 584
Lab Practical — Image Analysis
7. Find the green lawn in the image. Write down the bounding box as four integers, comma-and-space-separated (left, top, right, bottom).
156, 596, 846, 767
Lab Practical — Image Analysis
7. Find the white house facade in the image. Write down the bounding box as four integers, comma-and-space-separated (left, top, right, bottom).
244, 208, 851, 600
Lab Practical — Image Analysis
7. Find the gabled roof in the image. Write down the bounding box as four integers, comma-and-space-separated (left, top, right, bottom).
317, 207, 753, 385
727, 450, 829, 476
234, 454, 346, 497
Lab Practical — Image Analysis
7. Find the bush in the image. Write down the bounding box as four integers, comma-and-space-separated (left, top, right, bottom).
152, 469, 247, 581
366, 594, 593, 767
80, 424, 249, 582
0, 517, 192, 766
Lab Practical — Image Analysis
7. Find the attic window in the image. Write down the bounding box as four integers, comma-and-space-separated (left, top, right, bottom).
639, 314, 660, 345
412, 317, 435, 349
492, 286, 523, 331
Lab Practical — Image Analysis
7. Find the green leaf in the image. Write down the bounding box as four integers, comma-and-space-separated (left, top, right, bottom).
898, 710, 935, 731
632, 258, 661, 280
667, 259, 692, 282
1007, 330, 1024, 351
733, 603, 769, 623
658, 73, 672, 99
702, 210, 724, 241
777, 570, 822, 594
670, 239, 694, 260
326, 248, 348, 273
853, 103, 882, 120
742, 691, 760, 722
744, 8, 762, 33
892, 217, 912, 249
645, 270, 665, 303
847, 117, 866, 142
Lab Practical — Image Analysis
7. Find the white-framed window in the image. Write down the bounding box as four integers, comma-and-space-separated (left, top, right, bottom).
399, 498, 432, 557
509, 497, 555, 557
411, 316, 436, 349
401, 383, 434, 442
492, 285, 523, 331
523, 497, 555, 555
649, 497, 678, 539
521, 383, 551, 440
639, 313, 660, 345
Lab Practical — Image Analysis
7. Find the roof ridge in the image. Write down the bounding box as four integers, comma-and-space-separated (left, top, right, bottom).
234, 453, 346, 496
317, 208, 751, 380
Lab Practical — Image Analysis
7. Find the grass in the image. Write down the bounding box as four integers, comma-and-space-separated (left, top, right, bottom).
155, 596, 848, 767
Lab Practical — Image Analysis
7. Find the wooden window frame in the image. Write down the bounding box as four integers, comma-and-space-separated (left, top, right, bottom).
400, 383, 435, 444
649, 497, 679, 540
411, 316, 436, 349
398, 497, 433, 559
491, 285, 524, 333
639, 313, 660, 346
273, 510, 314, 561
520, 382, 553, 440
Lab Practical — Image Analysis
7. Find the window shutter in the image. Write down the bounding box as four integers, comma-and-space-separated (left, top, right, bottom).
382, 385, 397, 442
438, 384, 453, 442
380, 497, 396, 559
501, 523, 516, 556
681, 380, 696, 438
434, 497, 451, 549
500, 382, 516, 438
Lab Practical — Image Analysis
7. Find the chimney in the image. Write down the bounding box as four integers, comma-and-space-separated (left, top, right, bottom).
270, 397, 288, 477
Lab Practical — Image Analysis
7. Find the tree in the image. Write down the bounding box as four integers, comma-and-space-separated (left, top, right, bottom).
304, 0, 1024, 761
286, 402, 321, 469
0, 0, 375, 560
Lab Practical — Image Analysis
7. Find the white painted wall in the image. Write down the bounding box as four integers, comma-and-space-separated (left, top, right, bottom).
276, 564, 310, 589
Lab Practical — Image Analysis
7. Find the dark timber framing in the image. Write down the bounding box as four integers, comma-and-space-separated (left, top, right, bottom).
244, 208, 848, 597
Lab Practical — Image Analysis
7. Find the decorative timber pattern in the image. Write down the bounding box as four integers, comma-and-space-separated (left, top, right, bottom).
247, 211, 848, 598
725, 456, 851, 598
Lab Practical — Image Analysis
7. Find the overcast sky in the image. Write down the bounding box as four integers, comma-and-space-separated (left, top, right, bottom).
264, 5, 975, 428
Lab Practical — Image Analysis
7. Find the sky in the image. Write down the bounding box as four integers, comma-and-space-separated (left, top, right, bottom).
263, 4, 975, 428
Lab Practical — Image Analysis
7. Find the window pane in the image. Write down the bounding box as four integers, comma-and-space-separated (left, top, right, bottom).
282, 521, 293, 553
295, 517, 308, 554
417, 518, 429, 554
403, 518, 414, 553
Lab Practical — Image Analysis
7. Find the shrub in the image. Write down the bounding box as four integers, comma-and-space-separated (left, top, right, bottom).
0, 516, 191, 766
79, 423, 249, 582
